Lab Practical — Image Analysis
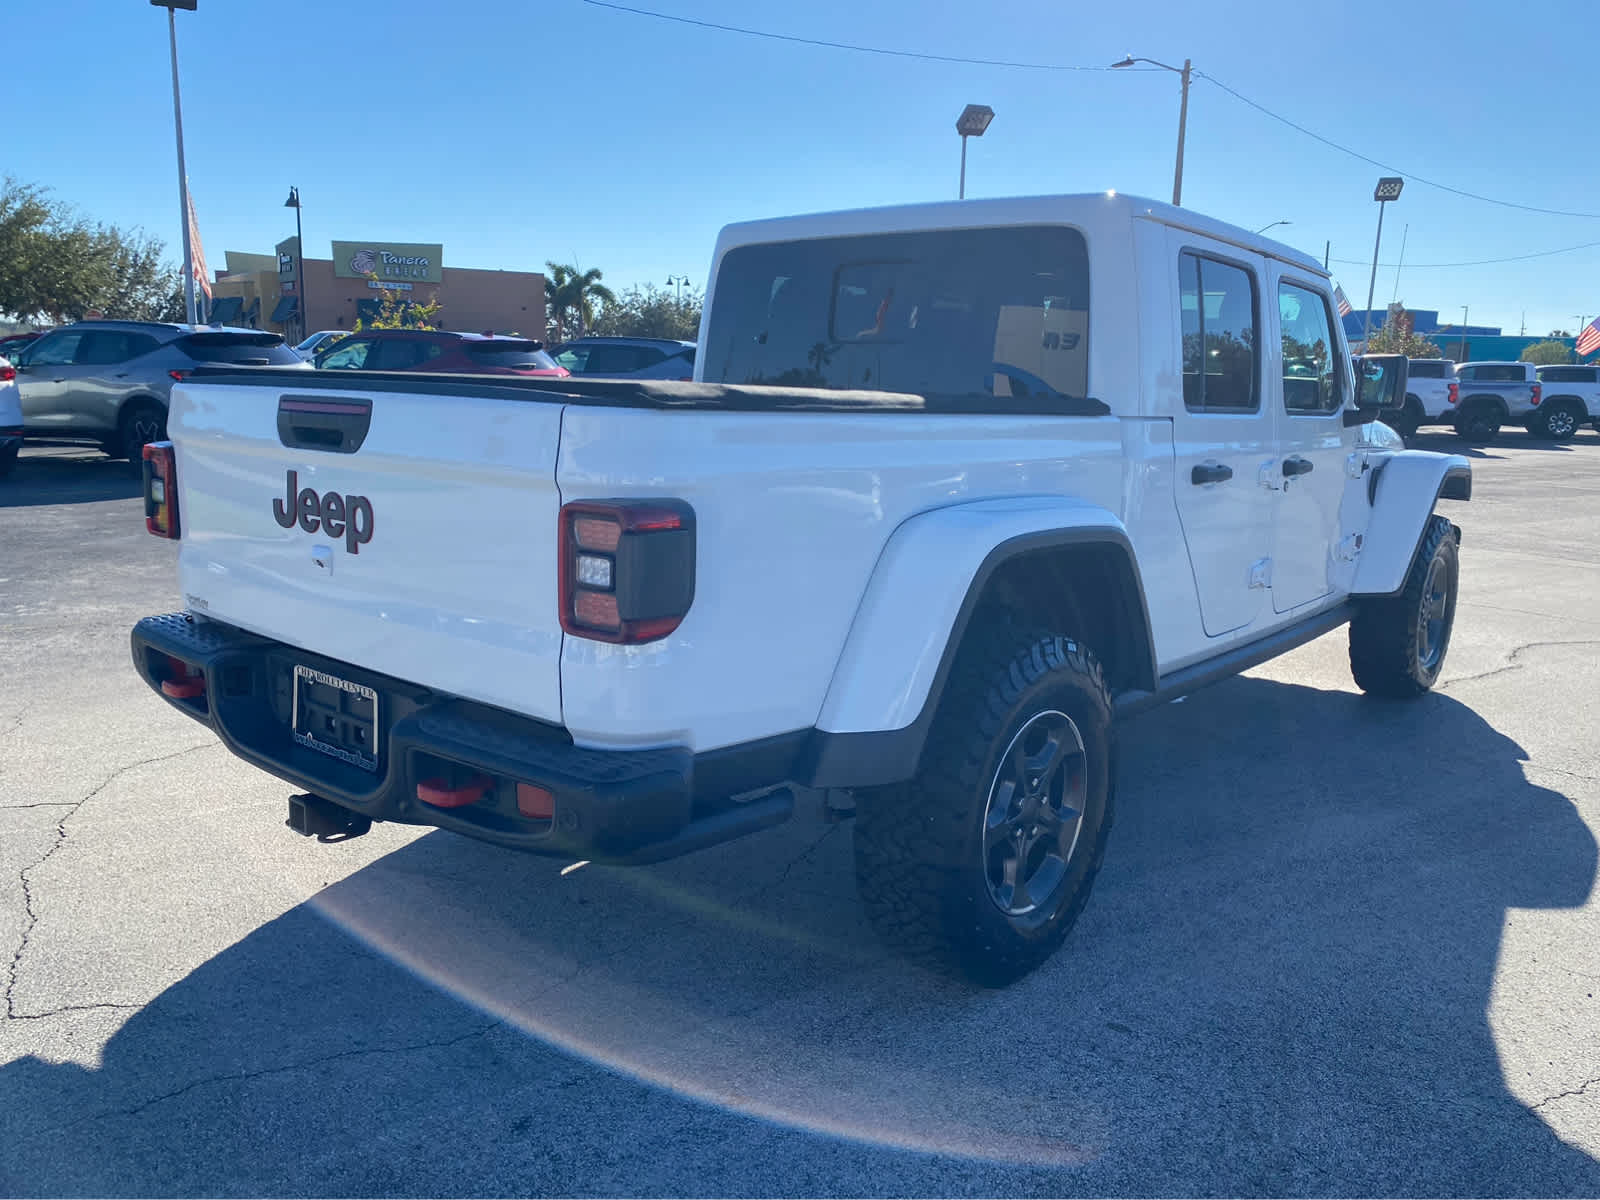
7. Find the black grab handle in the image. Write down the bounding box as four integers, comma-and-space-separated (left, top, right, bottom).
277, 395, 373, 455
1191, 461, 1233, 485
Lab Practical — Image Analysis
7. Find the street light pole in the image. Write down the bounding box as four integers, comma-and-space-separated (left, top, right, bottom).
1362, 177, 1404, 352
1111, 55, 1192, 205
959, 135, 968, 200
285, 188, 305, 340
954, 104, 994, 200
162, 4, 197, 324
1460, 306, 1469, 362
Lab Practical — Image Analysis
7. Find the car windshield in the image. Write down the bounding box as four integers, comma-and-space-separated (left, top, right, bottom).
177, 332, 303, 365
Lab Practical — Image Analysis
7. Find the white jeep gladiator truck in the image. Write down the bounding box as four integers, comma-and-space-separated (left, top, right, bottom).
131, 194, 1471, 984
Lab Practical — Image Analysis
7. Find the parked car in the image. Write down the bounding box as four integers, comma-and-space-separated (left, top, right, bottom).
1384, 357, 1458, 439
314, 329, 569, 376
550, 336, 696, 379
130, 192, 1471, 985
1450, 360, 1540, 442
0, 330, 45, 361
13, 321, 308, 461
294, 330, 348, 361
0, 355, 21, 479
1532, 363, 1600, 439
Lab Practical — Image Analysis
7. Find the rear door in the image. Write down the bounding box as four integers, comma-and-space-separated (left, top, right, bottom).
1267, 271, 1356, 614
170, 379, 570, 724
73, 330, 163, 430
1166, 233, 1277, 638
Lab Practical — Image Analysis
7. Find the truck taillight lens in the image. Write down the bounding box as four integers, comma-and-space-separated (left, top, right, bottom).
142, 441, 180, 538
1447, 382, 1459, 405
1531, 383, 1541, 406
559, 500, 695, 644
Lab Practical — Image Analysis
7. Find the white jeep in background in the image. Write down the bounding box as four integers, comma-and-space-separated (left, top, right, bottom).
130, 194, 1472, 984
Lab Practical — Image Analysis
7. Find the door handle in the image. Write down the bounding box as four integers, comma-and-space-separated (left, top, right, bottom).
1283, 456, 1315, 477
1191, 461, 1234, 485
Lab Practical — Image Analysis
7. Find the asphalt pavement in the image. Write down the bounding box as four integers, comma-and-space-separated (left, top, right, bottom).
2, 432, 1598, 1197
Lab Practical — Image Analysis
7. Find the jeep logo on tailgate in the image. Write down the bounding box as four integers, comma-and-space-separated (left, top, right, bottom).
273, 470, 374, 554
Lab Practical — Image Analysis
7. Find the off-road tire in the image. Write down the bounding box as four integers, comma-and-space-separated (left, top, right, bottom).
1532, 401, 1582, 442
117, 400, 166, 467
853, 629, 1115, 986
1454, 399, 1501, 443
1349, 514, 1459, 698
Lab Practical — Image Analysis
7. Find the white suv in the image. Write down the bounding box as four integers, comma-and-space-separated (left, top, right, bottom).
1533, 364, 1600, 439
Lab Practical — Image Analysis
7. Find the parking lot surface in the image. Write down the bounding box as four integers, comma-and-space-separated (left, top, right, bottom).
2, 432, 1598, 1196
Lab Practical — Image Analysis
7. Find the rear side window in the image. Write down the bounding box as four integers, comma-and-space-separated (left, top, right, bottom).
1180, 252, 1258, 412
77, 331, 161, 365
464, 343, 559, 370
1408, 361, 1445, 379
368, 338, 442, 370
703, 225, 1092, 409
570, 344, 665, 374
1277, 282, 1343, 415
1461, 364, 1526, 382
177, 332, 301, 365
1538, 366, 1596, 383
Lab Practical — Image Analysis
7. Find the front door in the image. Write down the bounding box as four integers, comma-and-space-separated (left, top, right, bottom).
15, 329, 89, 432
1167, 235, 1277, 638
1268, 273, 1356, 614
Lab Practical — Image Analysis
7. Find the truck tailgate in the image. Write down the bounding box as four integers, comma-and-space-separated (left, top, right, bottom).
169, 380, 566, 724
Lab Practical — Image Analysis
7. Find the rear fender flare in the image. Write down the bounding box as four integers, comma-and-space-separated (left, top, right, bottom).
1351, 451, 1471, 596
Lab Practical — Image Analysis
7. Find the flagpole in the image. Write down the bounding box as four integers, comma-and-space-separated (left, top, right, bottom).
1390, 223, 1408, 306
166, 7, 197, 325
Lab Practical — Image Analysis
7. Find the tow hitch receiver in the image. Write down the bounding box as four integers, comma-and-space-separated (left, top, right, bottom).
287, 793, 372, 841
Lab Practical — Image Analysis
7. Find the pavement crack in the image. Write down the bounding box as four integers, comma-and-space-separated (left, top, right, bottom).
47, 1020, 502, 1132
4, 741, 214, 1020
1532, 1074, 1600, 1112
5, 1001, 144, 1022
1441, 640, 1600, 689
0, 802, 80, 810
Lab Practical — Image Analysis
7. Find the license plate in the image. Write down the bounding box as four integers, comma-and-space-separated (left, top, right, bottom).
291, 665, 380, 772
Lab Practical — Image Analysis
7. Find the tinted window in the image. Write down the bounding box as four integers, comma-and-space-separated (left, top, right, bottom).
76, 331, 161, 365
177, 332, 301, 365
579, 344, 654, 374
463, 343, 559, 369
318, 339, 372, 370
552, 345, 589, 372
25, 332, 84, 366
368, 338, 438, 370
1408, 361, 1445, 379
704, 226, 1091, 406
1538, 366, 1595, 383
1278, 282, 1342, 415
1461, 364, 1526, 382
1180, 252, 1258, 412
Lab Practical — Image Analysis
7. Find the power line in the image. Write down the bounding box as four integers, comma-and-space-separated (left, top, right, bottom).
1330, 238, 1600, 270
578, 0, 1118, 71
1196, 73, 1600, 221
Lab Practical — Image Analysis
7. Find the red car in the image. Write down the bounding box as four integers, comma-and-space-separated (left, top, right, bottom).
0, 331, 45, 360
312, 329, 569, 377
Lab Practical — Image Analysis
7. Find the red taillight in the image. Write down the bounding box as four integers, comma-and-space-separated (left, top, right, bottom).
1447, 382, 1459, 405
168, 369, 188, 382
0, 363, 15, 383
559, 500, 695, 644
1531, 383, 1541, 406
142, 441, 180, 538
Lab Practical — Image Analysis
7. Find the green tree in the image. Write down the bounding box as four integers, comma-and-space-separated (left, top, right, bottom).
353, 275, 442, 331
1520, 339, 1572, 366
100, 229, 184, 322
545, 262, 616, 343
1364, 306, 1441, 358
588, 282, 701, 341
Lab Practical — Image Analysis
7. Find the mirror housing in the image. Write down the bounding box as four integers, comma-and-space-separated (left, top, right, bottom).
1343, 354, 1409, 425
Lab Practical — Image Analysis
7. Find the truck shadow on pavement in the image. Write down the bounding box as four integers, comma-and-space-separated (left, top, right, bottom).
1407, 429, 1599, 458
3, 677, 1597, 1196
0, 448, 141, 508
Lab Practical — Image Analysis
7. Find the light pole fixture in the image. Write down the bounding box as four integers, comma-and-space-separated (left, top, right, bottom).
152, 0, 200, 323
956, 104, 994, 200
284, 187, 306, 340
1256, 220, 1291, 235
665, 274, 690, 305
1361, 176, 1404, 352
1112, 54, 1192, 206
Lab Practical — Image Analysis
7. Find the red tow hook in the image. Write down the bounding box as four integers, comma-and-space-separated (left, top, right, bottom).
417, 776, 493, 808
160, 657, 206, 699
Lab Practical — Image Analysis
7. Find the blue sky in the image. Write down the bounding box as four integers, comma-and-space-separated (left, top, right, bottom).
6, 0, 1597, 336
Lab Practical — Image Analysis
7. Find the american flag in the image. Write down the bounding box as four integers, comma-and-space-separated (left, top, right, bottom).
1577, 317, 1600, 358
1334, 285, 1353, 318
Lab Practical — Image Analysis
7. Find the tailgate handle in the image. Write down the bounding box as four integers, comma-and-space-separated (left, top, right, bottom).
277, 395, 373, 454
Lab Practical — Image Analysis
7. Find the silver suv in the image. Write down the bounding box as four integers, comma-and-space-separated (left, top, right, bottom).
549, 336, 696, 379
14, 321, 307, 461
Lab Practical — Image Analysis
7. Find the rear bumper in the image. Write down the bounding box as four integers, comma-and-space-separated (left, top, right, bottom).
130, 612, 795, 862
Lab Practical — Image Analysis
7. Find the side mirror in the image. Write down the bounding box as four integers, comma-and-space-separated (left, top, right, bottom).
1343, 354, 1409, 425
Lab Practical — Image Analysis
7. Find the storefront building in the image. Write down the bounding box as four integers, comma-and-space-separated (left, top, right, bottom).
210, 239, 546, 344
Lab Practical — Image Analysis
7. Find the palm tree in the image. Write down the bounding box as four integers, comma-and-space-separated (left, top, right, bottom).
544, 261, 615, 343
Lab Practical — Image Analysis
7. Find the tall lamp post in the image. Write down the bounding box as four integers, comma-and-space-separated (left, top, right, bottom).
956, 104, 994, 199
665, 274, 690, 305
152, 0, 199, 324
284, 188, 306, 341
1111, 55, 1192, 206
1256, 220, 1292, 235
1361, 176, 1404, 352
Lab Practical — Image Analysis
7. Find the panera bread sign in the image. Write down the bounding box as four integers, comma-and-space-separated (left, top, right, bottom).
331, 240, 443, 284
